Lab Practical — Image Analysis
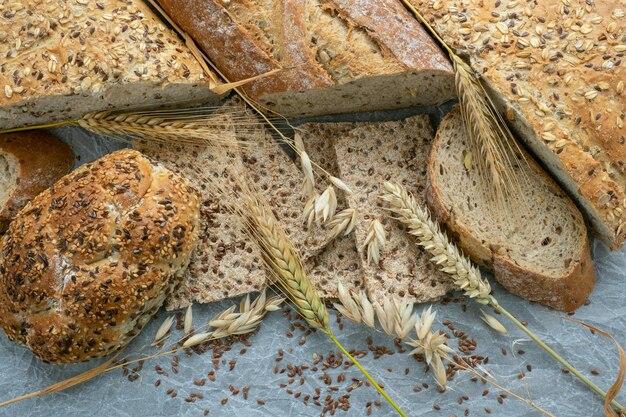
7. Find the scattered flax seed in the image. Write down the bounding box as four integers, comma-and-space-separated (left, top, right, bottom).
501, 347, 507, 355
591, 369, 600, 375
485, 407, 492, 414
221, 398, 228, 406
433, 403, 441, 410
482, 389, 489, 396
257, 399, 265, 406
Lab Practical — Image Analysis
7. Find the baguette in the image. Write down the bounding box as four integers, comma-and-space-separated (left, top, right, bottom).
408, 0, 626, 249
0, 0, 221, 130
156, 0, 455, 117
428, 108, 594, 311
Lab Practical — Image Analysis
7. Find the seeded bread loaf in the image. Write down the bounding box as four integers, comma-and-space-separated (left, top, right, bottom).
0, 131, 73, 231
156, 0, 455, 117
313, 116, 455, 302
408, 0, 626, 249
0, 0, 221, 130
428, 108, 594, 311
0, 150, 201, 363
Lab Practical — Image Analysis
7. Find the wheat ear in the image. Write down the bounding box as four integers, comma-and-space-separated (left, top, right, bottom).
382, 182, 625, 411
240, 189, 407, 417
400, 0, 527, 214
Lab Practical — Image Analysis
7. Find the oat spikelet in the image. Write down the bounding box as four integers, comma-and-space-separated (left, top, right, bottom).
394, 298, 417, 340
153, 316, 176, 344
481, 310, 508, 334
365, 219, 386, 266
329, 208, 358, 239
183, 304, 193, 334
315, 186, 338, 223
407, 308, 454, 388
382, 182, 491, 302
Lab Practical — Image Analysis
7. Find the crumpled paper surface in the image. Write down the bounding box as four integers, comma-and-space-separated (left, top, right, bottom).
0, 114, 624, 417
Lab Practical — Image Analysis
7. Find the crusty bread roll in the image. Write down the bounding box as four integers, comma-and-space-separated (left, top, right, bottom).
0, 131, 74, 231
0, 150, 200, 363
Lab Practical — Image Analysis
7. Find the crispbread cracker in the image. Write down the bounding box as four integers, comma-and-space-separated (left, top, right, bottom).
331, 116, 454, 302
135, 110, 330, 309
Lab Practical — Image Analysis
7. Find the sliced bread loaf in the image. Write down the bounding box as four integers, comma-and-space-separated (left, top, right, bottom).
0, 0, 221, 130
408, 0, 625, 249
428, 108, 594, 311
156, 0, 455, 117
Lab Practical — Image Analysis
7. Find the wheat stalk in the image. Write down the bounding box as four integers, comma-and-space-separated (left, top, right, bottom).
239, 187, 407, 416
382, 181, 625, 411
400, 0, 527, 213
382, 182, 491, 302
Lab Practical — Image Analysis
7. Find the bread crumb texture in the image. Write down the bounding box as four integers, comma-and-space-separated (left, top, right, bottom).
0, 150, 200, 363
409, 0, 625, 248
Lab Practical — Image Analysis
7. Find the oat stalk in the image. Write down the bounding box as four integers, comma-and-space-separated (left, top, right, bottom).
383, 181, 625, 411
240, 189, 406, 417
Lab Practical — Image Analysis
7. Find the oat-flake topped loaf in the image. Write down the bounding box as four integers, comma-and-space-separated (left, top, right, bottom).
409, 0, 626, 249
0, 150, 201, 363
0, 0, 221, 130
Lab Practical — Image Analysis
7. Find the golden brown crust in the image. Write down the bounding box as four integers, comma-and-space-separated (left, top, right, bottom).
157, 0, 455, 114
0, 150, 200, 363
0, 131, 74, 224
427, 109, 594, 311
409, 0, 626, 248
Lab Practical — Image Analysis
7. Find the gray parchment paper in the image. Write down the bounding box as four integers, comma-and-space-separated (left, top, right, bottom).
0, 113, 624, 417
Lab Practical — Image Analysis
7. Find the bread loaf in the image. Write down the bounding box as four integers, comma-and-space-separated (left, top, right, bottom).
0, 0, 221, 130
0, 131, 73, 230
156, 0, 456, 117
428, 108, 594, 311
408, 0, 626, 249
0, 150, 200, 363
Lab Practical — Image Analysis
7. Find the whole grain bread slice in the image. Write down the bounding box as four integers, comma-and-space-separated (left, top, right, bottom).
428, 108, 594, 311
328, 116, 454, 303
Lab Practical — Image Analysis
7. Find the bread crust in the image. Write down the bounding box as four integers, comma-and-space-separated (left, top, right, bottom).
0, 150, 200, 363
409, 0, 626, 249
0, 131, 74, 226
427, 109, 594, 311
0, 0, 220, 130
157, 0, 455, 116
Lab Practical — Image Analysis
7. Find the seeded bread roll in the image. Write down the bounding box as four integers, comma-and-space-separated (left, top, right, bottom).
408, 0, 626, 249
0, 0, 221, 130
0, 150, 200, 363
156, 0, 455, 117
0, 131, 73, 231
428, 108, 594, 311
